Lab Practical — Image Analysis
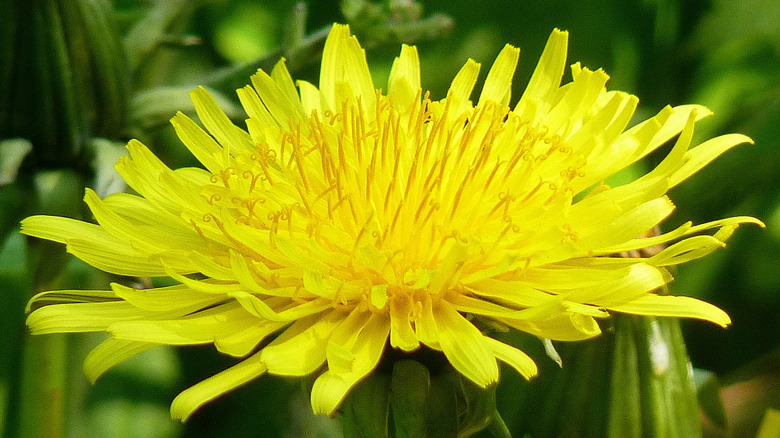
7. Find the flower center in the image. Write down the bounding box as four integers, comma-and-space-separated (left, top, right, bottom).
201, 93, 586, 312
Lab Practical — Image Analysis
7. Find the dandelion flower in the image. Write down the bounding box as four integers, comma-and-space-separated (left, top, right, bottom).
23, 24, 763, 421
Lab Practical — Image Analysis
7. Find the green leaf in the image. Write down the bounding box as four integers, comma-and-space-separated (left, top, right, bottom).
458, 378, 498, 437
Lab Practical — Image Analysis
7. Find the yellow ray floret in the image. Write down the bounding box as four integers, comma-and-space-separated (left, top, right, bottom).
22, 23, 763, 420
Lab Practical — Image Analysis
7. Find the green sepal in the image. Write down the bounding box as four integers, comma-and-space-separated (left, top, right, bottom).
458, 378, 500, 437
341, 372, 391, 438
390, 359, 430, 438
424, 370, 460, 438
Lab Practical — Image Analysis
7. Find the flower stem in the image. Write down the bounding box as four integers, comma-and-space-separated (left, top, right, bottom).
18, 334, 68, 438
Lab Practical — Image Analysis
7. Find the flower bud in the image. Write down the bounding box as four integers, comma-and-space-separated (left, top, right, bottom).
0, 0, 128, 166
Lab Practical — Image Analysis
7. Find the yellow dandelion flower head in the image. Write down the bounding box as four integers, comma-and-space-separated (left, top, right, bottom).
23, 24, 763, 421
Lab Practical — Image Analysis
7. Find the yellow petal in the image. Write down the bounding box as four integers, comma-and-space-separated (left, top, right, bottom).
566, 263, 668, 306
84, 189, 176, 253
518, 266, 629, 290
162, 266, 243, 294
111, 283, 222, 313
453, 292, 608, 320
251, 67, 304, 126
413, 291, 439, 348
325, 306, 371, 372
592, 221, 693, 255
83, 338, 158, 383
116, 140, 207, 215
464, 280, 554, 309
389, 292, 420, 352
228, 291, 332, 322
236, 84, 278, 129
478, 44, 519, 108
190, 86, 254, 156
641, 109, 697, 181
485, 337, 538, 379
648, 235, 726, 267
297, 80, 321, 117
579, 196, 677, 250
271, 59, 305, 115
542, 67, 610, 134
433, 300, 498, 388
644, 104, 712, 158
448, 59, 480, 101
514, 28, 568, 120
310, 312, 389, 415
445, 58, 481, 120
319, 24, 375, 112
21, 215, 168, 276
27, 301, 149, 334
608, 294, 731, 327
388, 44, 421, 112
108, 302, 256, 345
171, 352, 268, 422
499, 312, 602, 341
261, 310, 343, 376
170, 112, 225, 172
670, 133, 754, 188
26, 289, 117, 312
213, 320, 286, 358
100, 192, 203, 248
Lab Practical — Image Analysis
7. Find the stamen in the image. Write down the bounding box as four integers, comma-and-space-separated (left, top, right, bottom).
268, 211, 280, 248
366, 131, 379, 203
420, 201, 440, 229
206, 194, 222, 205
388, 201, 404, 238
379, 109, 391, 171
352, 211, 375, 255
384, 177, 396, 214
483, 157, 503, 191
296, 185, 314, 218
423, 92, 452, 167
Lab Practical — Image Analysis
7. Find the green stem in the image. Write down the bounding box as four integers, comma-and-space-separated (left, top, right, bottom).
18, 334, 68, 438
201, 26, 331, 95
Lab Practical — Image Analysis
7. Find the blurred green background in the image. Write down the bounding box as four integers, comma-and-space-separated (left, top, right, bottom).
1, 0, 778, 437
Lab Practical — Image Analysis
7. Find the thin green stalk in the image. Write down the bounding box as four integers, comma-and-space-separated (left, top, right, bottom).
18, 334, 68, 438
